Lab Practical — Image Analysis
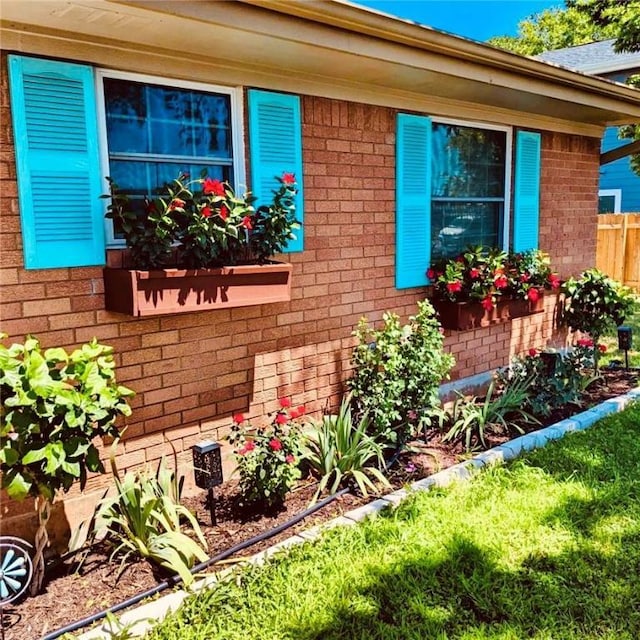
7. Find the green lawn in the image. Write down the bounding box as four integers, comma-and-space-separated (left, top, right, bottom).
599, 299, 640, 368
147, 401, 640, 640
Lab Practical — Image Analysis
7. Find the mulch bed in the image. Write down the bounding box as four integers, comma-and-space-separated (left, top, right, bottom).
4, 369, 638, 640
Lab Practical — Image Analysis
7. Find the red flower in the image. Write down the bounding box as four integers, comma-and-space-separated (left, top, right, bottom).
281, 172, 296, 185
203, 178, 225, 196
598, 344, 607, 353
289, 408, 299, 419
219, 205, 229, 221
239, 440, 256, 455
528, 348, 537, 357
275, 413, 289, 425
241, 216, 253, 230
577, 338, 594, 348
168, 198, 185, 211
233, 413, 245, 424
481, 296, 494, 311
201, 206, 212, 218
269, 438, 283, 451
427, 268, 436, 279
494, 274, 508, 289
527, 287, 540, 302
520, 273, 530, 282
279, 397, 291, 408
296, 405, 305, 416
285, 454, 295, 464
549, 274, 561, 289
455, 256, 465, 264
446, 281, 462, 294
469, 268, 481, 279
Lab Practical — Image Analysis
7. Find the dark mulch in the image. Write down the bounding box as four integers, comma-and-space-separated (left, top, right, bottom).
4, 369, 638, 640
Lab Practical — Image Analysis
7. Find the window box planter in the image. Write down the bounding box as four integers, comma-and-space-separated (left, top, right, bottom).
103, 261, 293, 317
432, 295, 544, 331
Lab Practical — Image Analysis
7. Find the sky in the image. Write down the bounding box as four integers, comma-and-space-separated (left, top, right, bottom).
355, 1, 564, 42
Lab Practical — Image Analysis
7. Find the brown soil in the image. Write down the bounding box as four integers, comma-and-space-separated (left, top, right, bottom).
3, 369, 638, 640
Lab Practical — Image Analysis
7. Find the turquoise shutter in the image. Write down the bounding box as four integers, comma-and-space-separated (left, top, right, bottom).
249, 89, 304, 252
513, 130, 541, 253
8, 55, 105, 269
248, 89, 304, 253
395, 113, 431, 289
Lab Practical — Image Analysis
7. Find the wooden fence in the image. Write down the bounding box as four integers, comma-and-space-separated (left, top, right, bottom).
596, 213, 640, 292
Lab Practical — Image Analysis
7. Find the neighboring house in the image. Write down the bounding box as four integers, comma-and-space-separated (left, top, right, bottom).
2, 0, 640, 541
537, 39, 640, 213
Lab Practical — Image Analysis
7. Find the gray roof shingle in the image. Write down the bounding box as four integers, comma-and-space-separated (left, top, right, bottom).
536, 39, 640, 71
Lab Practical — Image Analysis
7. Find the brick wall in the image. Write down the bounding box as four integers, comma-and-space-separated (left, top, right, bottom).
0, 53, 599, 543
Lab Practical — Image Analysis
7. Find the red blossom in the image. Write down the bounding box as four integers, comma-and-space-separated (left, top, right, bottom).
279, 397, 292, 408
469, 268, 481, 279
296, 405, 305, 416
598, 344, 607, 353
446, 281, 462, 294
289, 408, 299, 419
269, 438, 283, 451
219, 205, 229, 221
494, 275, 508, 289
528, 348, 537, 357
549, 274, 561, 289
201, 206, 212, 218
527, 287, 540, 303
203, 178, 225, 196
520, 273, 530, 282
275, 413, 289, 425
233, 413, 245, 424
168, 198, 185, 211
285, 454, 295, 464
455, 256, 465, 264
427, 268, 436, 279
281, 172, 296, 185
239, 440, 256, 455
481, 296, 494, 311
241, 216, 253, 230
577, 338, 594, 348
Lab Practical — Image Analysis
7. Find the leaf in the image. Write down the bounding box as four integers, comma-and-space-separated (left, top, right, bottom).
5, 471, 32, 500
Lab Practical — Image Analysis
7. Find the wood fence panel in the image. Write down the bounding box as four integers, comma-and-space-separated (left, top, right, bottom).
596, 213, 640, 291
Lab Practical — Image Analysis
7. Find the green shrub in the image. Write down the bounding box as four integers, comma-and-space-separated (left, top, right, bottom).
227, 399, 303, 507
349, 300, 455, 447
302, 395, 390, 503
561, 268, 637, 370
95, 451, 208, 586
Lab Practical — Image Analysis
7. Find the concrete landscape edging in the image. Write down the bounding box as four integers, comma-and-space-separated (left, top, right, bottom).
77, 386, 640, 640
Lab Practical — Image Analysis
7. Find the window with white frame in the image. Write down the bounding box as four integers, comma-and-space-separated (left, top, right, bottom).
96, 71, 245, 243
431, 121, 510, 259
598, 189, 622, 214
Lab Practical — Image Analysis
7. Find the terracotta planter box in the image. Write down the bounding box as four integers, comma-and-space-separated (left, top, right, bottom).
103, 262, 293, 317
433, 294, 544, 331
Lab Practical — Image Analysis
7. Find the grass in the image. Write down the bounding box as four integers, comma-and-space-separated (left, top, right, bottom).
147, 401, 640, 640
599, 298, 640, 368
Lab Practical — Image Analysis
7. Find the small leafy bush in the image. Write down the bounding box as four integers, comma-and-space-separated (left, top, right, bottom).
438, 379, 539, 451
227, 399, 304, 507
349, 300, 455, 447
95, 451, 208, 585
561, 268, 637, 370
496, 345, 596, 418
302, 395, 390, 503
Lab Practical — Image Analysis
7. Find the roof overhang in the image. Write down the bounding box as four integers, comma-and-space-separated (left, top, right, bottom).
2, 0, 639, 137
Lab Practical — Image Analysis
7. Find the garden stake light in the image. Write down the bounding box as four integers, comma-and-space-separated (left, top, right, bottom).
617, 326, 633, 370
192, 441, 223, 525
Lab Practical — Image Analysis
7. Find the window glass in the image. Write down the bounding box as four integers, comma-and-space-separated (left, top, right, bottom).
431, 123, 507, 259
598, 194, 616, 214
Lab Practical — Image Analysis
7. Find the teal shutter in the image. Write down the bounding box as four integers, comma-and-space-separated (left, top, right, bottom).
248, 89, 304, 253
513, 130, 541, 253
8, 55, 105, 269
395, 113, 431, 289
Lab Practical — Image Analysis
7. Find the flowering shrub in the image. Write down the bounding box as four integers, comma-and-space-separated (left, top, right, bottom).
105, 172, 299, 269
227, 398, 304, 506
428, 246, 560, 311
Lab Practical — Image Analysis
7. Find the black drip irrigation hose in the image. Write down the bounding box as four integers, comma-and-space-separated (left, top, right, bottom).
41, 448, 405, 640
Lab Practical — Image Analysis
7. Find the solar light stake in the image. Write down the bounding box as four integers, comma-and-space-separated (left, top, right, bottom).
192, 441, 223, 526
618, 326, 633, 371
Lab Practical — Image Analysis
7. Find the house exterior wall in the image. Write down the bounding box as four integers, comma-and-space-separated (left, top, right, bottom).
0, 52, 599, 544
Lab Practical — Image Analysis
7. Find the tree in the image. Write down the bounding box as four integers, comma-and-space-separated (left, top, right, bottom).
488, 7, 616, 56
568, 0, 640, 52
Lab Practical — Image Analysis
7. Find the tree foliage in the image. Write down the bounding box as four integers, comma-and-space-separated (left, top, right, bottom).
568, 0, 640, 52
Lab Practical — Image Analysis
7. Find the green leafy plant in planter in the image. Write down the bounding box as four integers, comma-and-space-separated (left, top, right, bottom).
0, 335, 134, 593
105, 172, 299, 269
227, 399, 304, 507
94, 449, 208, 586
302, 395, 390, 504
560, 268, 637, 371
349, 300, 455, 447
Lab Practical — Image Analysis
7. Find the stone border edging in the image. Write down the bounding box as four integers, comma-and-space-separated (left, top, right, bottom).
78, 387, 640, 639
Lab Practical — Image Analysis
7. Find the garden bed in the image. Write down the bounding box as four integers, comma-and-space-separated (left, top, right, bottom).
3, 369, 638, 640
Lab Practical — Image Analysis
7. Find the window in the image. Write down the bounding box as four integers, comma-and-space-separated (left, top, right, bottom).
598, 189, 622, 214
96, 71, 245, 244
431, 121, 510, 260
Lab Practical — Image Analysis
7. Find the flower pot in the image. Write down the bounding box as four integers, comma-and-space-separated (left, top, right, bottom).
432, 294, 544, 331
103, 262, 293, 317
